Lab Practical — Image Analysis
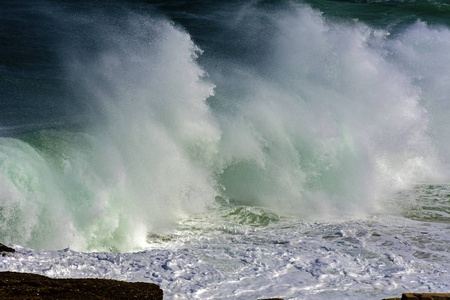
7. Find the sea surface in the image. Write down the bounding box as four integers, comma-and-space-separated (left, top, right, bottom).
1, 0, 450, 299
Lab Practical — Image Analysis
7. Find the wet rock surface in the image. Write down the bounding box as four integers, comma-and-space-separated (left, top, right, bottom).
0, 271, 163, 299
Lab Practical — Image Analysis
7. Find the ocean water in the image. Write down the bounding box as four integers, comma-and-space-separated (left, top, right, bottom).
1, 0, 450, 299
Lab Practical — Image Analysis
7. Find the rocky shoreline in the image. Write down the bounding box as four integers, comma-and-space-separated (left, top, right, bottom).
0, 271, 163, 299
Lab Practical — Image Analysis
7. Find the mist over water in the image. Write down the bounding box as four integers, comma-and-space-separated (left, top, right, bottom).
2, 8, 222, 251
1, 1, 450, 252
210, 4, 446, 215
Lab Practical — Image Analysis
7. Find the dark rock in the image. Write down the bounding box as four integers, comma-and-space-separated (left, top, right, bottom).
384, 294, 450, 300
0, 244, 15, 253
401, 293, 450, 300
0, 271, 163, 299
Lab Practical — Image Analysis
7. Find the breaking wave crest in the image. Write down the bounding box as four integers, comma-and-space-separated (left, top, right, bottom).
1, 3, 449, 251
